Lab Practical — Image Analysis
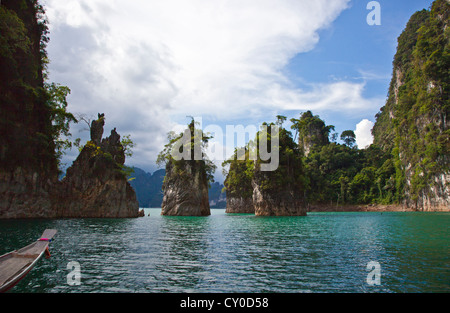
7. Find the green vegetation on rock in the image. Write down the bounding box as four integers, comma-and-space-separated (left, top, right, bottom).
373, 0, 449, 208
0, 0, 77, 174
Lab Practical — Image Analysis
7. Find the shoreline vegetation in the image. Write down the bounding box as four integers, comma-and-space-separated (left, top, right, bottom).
0, 0, 448, 218
308, 203, 432, 213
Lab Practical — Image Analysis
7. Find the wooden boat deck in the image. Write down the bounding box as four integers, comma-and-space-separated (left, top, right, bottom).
0, 229, 57, 292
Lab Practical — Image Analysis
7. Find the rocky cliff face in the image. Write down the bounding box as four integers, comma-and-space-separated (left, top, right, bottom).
223, 155, 255, 214
161, 160, 210, 216
299, 124, 329, 157
373, 0, 449, 211
54, 115, 140, 218
0, 114, 140, 219
0, 1, 58, 218
0, 169, 56, 218
295, 111, 332, 157
222, 126, 307, 216
252, 127, 307, 216
0, 1, 56, 176
159, 120, 212, 216
406, 173, 449, 211
225, 197, 254, 214
252, 170, 306, 216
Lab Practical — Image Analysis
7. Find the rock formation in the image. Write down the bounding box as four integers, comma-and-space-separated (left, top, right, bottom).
253, 126, 307, 216
223, 153, 255, 214
90, 113, 105, 145
293, 111, 334, 157
252, 167, 306, 217
372, 0, 449, 211
223, 126, 307, 216
0, 1, 58, 218
54, 116, 140, 218
0, 113, 140, 218
0, 169, 56, 218
161, 160, 211, 216
225, 197, 255, 214
160, 120, 212, 216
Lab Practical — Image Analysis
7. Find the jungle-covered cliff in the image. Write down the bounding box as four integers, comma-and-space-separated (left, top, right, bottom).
0, 0, 59, 217
373, 0, 449, 210
158, 120, 215, 216
0, 0, 57, 176
0, 1, 139, 218
222, 119, 307, 216
223, 148, 255, 214
252, 124, 306, 216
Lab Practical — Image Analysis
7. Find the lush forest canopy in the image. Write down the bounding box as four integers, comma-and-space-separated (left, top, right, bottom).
223, 112, 394, 206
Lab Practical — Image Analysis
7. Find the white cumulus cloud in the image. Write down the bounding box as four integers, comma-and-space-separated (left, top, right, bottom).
355, 119, 374, 149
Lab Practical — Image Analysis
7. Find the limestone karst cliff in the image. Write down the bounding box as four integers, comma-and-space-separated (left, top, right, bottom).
159, 120, 213, 216
222, 1, 448, 213
291, 111, 334, 157
0, 0, 58, 218
223, 149, 255, 214
0, 0, 140, 218
225, 197, 254, 214
54, 114, 140, 218
251, 127, 306, 216
161, 160, 211, 216
252, 182, 306, 216
0, 112, 140, 218
223, 123, 307, 216
372, 0, 449, 211
0, 1, 57, 176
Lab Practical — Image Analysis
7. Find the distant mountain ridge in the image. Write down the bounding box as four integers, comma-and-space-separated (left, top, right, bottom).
128, 167, 226, 208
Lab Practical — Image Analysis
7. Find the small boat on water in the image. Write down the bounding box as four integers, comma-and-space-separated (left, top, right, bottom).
0, 229, 57, 293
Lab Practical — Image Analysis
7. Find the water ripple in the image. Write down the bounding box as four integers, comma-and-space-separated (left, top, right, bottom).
0, 210, 449, 293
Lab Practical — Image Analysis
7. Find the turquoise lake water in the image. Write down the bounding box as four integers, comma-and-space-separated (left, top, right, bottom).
0, 209, 448, 293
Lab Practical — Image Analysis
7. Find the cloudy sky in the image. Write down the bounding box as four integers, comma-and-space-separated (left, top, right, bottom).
42, 0, 433, 179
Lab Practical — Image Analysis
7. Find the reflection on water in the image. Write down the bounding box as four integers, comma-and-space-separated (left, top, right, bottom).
0, 210, 448, 293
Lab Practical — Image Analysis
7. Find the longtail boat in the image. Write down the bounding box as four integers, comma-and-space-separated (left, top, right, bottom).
0, 229, 57, 292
